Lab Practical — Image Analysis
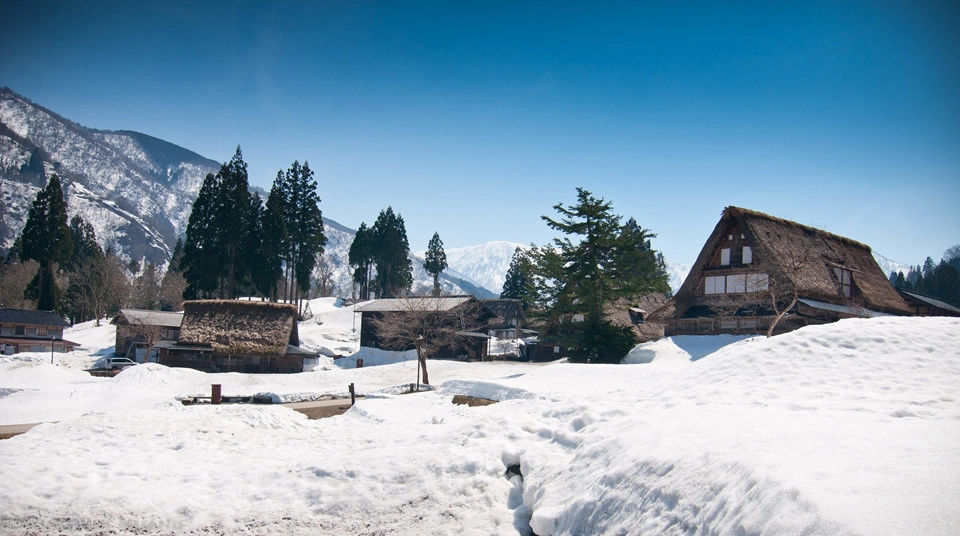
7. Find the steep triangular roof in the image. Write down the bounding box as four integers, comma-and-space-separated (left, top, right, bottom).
670, 207, 910, 318
177, 300, 299, 355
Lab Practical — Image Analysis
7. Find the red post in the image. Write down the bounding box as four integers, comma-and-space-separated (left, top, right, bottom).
356, 358, 364, 368
211, 384, 222, 405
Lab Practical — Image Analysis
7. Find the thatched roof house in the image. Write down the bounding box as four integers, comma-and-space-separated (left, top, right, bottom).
156, 300, 314, 373
661, 206, 911, 336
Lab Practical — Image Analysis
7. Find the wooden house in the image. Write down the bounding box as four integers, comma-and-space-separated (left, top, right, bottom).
111, 309, 183, 359
660, 207, 911, 336
355, 296, 493, 360
155, 300, 316, 373
897, 289, 960, 317
479, 299, 527, 340
0, 309, 78, 355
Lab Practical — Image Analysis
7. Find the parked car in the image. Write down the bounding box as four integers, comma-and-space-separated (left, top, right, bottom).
106, 357, 138, 370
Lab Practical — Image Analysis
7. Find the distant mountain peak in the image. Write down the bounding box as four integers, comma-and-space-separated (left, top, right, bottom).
1, 88, 220, 265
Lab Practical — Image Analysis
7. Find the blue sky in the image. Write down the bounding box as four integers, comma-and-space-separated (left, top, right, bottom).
2, 1, 958, 267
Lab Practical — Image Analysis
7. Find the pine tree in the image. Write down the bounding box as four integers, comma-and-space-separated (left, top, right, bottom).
611, 217, 671, 296
214, 147, 255, 298
500, 247, 535, 309
424, 232, 448, 296
371, 207, 413, 298
250, 181, 286, 300
541, 187, 623, 322
280, 161, 327, 310
20, 174, 73, 312
63, 215, 105, 323
181, 172, 222, 299
348, 223, 374, 300
535, 187, 670, 362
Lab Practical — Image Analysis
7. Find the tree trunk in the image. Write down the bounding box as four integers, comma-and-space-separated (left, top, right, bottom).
766, 296, 798, 337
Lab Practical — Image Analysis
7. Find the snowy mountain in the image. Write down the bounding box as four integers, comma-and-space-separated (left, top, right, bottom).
0, 87, 220, 265
417, 241, 525, 297
666, 262, 691, 294
873, 251, 912, 279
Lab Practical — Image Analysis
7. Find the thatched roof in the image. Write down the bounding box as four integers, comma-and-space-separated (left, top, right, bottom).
605, 294, 671, 341
111, 309, 183, 328
177, 300, 299, 355
671, 206, 911, 318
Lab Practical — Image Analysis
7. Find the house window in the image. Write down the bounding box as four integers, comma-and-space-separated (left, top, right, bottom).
705, 273, 769, 295
726, 274, 746, 293
743, 246, 752, 264
720, 248, 731, 265
36, 326, 47, 336
705, 275, 726, 294
834, 267, 852, 298
746, 273, 769, 292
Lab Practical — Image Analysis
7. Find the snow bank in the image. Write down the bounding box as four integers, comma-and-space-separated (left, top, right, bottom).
0, 315, 957, 535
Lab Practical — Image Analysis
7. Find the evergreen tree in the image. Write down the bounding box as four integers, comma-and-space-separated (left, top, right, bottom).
541, 187, 623, 322
280, 161, 327, 309
131, 262, 162, 309
534, 187, 670, 363
611, 217, 671, 297
500, 247, 535, 310
371, 206, 413, 298
424, 232, 448, 296
348, 222, 374, 300
181, 172, 222, 299
63, 215, 105, 323
250, 183, 286, 300
20, 174, 73, 312
214, 147, 255, 298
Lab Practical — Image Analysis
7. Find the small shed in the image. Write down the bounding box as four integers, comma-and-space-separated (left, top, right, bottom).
157, 300, 316, 373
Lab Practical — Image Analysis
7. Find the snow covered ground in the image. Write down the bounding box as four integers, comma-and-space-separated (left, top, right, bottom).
1, 298, 958, 535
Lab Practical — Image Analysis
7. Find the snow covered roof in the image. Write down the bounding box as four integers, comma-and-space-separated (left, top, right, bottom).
0, 309, 69, 327
111, 309, 184, 328
897, 289, 960, 316
354, 296, 476, 313
798, 298, 892, 318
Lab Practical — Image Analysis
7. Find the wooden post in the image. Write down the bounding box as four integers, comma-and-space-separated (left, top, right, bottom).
211, 384, 222, 405
349, 383, 355, 406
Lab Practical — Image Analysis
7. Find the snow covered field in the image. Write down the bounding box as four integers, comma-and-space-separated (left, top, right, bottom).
1, 298, 958, 535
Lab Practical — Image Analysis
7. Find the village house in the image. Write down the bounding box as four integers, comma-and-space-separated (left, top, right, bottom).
154, 300, 316, 373
355, 296, 495, 360
0, 308, 78, 355
658, 206, 912, 336
111, 309, 183, 360
897, 289, 960, 317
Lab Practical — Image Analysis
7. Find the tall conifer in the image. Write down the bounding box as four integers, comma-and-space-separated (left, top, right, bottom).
20, 174, 73, 312
424, 232, 448, 296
